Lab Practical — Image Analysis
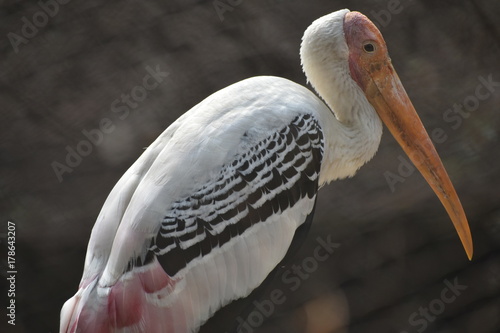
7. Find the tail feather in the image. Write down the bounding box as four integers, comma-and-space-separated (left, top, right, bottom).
60, 260, 185, 333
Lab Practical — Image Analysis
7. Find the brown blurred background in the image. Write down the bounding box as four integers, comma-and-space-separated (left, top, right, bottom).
1, 0, 499, 332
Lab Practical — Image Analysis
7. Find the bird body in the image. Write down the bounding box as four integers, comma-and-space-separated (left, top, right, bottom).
62, 74, 381, 332
61, 9, 472, 333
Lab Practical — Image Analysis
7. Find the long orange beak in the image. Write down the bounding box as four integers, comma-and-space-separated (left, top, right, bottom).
344, 11, 472, 260
365, 62, 473, 260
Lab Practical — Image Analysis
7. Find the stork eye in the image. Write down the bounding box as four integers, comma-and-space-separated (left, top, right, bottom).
363, 43, 375, 53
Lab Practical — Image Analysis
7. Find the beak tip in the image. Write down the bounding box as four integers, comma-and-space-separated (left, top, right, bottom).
466, 246, 473, 261
461, 235, 473, 261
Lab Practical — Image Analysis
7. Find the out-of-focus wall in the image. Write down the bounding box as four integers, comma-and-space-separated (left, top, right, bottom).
1, 1, 499, 332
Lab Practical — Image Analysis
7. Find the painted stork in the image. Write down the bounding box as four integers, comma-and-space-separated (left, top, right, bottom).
60, 9, 473, 333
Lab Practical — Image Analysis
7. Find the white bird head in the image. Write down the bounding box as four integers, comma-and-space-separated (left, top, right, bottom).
302, 9, 473, 260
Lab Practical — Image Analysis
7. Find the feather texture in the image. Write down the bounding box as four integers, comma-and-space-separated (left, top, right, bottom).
61, 77, 329, 333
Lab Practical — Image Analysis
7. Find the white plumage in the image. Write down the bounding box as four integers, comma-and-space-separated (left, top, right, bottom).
61, 8, 473, 333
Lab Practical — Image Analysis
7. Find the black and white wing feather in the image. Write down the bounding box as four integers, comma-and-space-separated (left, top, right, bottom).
152, 113, 324, 276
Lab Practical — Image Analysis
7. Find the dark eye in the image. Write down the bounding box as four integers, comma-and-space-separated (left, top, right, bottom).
363, 43, 375, 53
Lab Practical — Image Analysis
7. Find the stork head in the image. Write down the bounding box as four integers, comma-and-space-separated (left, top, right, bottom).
303, 9, 473, 259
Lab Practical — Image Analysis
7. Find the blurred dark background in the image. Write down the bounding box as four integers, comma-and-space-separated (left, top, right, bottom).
1, 0, 499, 332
